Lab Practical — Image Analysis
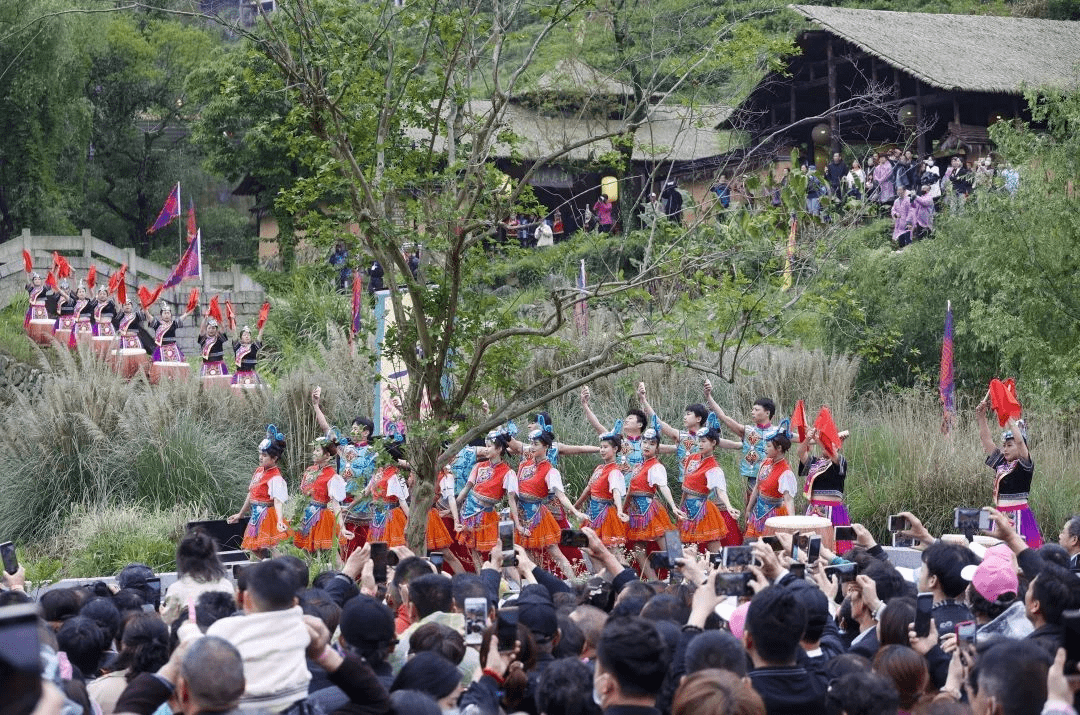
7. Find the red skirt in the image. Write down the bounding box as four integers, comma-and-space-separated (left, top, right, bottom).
679, 501, 731, 544
426, 509, 453, 551
241, 505, 291, 550
457, 510, 499, 551
589, 505, 627, 547
626, 499, 675, 543
339, 521, 370, 561
369, 506, 407, 548
517, 505, 562, 550
294, 508, 337, 552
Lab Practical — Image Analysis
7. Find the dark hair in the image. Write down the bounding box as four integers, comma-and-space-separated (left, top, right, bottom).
450, 573, 490, 611
672, 669, 765, 715
394, 556, 437, 589
112, 613, 170, 682
969, 640, 1049, 715
480, 623, 536, 710
1038, 543, 1070, 568
1031, 563, 1080, 627
245, 559, 300, 611
745, 586, 806, 665
601, 434, 623, 451
826, 653, 873, 681
390, 651, 460, 700
877, 597, 916, 647
862, 560, 909, 604
685, 404, 709, 425
824, 671, 900, 715
685, 630, 748, 677
639, 593, 690, 625
968, 580, 1019, 621
111, 589, 146, 615
1065, 515, 1080, 543
262, 433, 286, 460
921, 542, 977, 598
537, 657, 602, 715
609, 595, 648, 619
176, 529, 227, 583
697, 427, 723, 445
195, 591, 237, 630
312, 571, 359, 606
768, 433, 791, 453
553, 615, 584, 659
41, 588, 82, 625
352, 416, 375, 437
0, 589, 32, 606
79, 598, 122, 646
533, 412, 553, 430
275, 554, 310, 592
873, 645, 929, 711
786, 581, 829, 643
56, 616, 108, 678
753, 398, 776, 419
626, 409, 648, 429
300, 588, 342, 635
409, 574, 453, 619
531, 430, 555, 448
389, 690, 442, 715
596, 616, 670, 698
408, 622, 466, 665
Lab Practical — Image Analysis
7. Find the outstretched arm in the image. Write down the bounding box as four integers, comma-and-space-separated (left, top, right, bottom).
556, 442, 600, 456
311, 386, 333, 435
580, 387, 608, 435
638, 382, 680, 440
704, 379, 745, 437
976, 397, 996, 455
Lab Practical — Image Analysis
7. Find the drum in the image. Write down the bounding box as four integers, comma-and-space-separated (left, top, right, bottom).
763, 514, 835, 552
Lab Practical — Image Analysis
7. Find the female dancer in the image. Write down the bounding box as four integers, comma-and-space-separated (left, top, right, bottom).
111, 298, 150, 378
68, 284, 95, 349
456, 430, 519, 571
197, 317, 231, 388
508, 412, 600, 470
798, 426, 853, 554
679, 428, 742, 552
977, 402, 1042, 548
24, 272, 56, 345
516, 429, 586, 579
53, 279, 75, 343
626, 428, 682, 574
582, 429, 629, 548
424, 466, 466, 574
293, 436, 347, 554
745, 434, 797, 538
231, 324, 265, 391
145, 302, 192, 383
90, 286, 118, 358
639, 383, 740, 478
365, 436, 410, 548
227, 426, 290, 554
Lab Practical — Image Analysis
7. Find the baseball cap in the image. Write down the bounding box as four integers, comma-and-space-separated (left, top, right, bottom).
961, 545, 1019, 603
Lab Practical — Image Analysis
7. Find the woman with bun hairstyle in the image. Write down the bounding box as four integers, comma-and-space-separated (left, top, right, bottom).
87, 613, 171, 714
365, 431, 410, 548
679, 427, 742, 551
228, 425, 290, 553
515, 428, 586, 579
160, 528, 234, 623
293, 436, 348, 554
583, 426, 629, 547
456, 428, 519, 570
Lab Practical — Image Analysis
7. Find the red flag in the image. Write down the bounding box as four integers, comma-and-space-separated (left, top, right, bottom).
46, 272, 57, 290
208, 296, 222, 323
351, 270, 363, 336
117, 281, 126, 305
163, 230, 201, 288
257, 302, 270, 331
138, 284, 164, 311
790, 400, 807, 443
186, 200, 197, 244
57, 255, 72, 279
108, 264, 127, 294
225, 301, 237, 332
148, 182, 181, 234
22, 250, 32, 274
813, 406, 841, 458
86, 265, 97, 291
989, 378, 1023, 427
185, 288, 199, 314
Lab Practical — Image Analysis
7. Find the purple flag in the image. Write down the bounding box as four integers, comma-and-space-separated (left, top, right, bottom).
574, 259, 588, 336
148, 182, 181, 234
163, 229, 201, 288
939, 300, 955, 433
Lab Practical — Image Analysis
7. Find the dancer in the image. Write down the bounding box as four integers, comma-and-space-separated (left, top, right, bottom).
515, 428, 586, 579
293, 436, 347, 554
90, 286, 118, 358
231, 324, 265, 391
507, 411, 600, 469
24, 271, 56, 345
424, 466, 466, 574
580, 386, 649, 476
582, 429, 629, 548
626, 428, 682, 575
744, 434, 797, 539
145, 302, 192, 383
67, 284, 95, 349
798, 426, 853, 554
365, 434, 410, 548
679, 428, 742, 552
53, 279, 75, 343
704, 379, 785, 507
456, 429, 519, 571
977, 401, 1042, 548
227, 426, 290, 555
111, 298, 150, 378
638, 383, 739, 478
197, 316, 231, 388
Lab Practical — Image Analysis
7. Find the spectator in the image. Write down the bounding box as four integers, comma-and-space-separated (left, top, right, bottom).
390, 690, 441, 715
593, 616, 670, 714
961, 544, 1020, 627
844, 160, 865, 200
745, 586, 828, 714
552, 615, 584, 660
80, 597, 122, 652
825, 153, 848, 196
161, 529, 234, 624
895, 151, 918, 193
1057, 516, 1080, 570
803, 164, 826, 216
535, 220, 554, 248
871, 154, 896, 205
967, 639, 1050, 715
593, 195, 615, 233
116, 563, 157, 608
88, 613, 170, 714
943, 156, 973, 210
552, 211, 565, 242
824, 671, 900, 715
892, 188, 913, 248
1025, 563, 1080, 658
518, 589, 562, 713
329, 241, 351, 292
57, 616, 109, 681
672, 669, 766, 715
537, 657, 602, 715
660, 182, 683, 225
919, 542, 977, 636
368, 260, 384, 294
873, 645, 930, 713
41, 588, 82, 630
569, 604, 607, 661
114, 636, 247, 715
911, 185, 935, 240
391, 571, 481, 687
918, 158, 941, 203
877, 598, 917, 648
339, 595, 397, 688
786, 580, 838, 663
407, 622, 465, 665
1001, 164, 1020, 194
391, 556, 439, 634
685, 630, 749, 677
712, 174, 732, 211
408, 251, 420, 279
390, 651, 463, 711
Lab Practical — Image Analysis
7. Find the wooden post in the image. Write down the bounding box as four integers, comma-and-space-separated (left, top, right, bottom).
915, 81, 926, 157
789, 84, 796, 124
827, 39, 839, 153
953, 97, 961, 125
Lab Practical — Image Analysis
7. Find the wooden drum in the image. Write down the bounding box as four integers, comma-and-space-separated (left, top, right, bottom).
763, 515, 835, 552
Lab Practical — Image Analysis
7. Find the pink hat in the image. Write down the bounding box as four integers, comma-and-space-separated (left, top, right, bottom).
728, 601, 751, 640
961, 544, 1018, 602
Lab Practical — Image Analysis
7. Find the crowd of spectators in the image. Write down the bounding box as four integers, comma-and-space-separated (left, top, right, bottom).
4, 505, 1080, 715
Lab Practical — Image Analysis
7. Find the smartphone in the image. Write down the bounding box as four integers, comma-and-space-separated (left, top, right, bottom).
892, 533, 921, 548
806, 535, 821, 564
715, 572, 753, 597
463, 597, 488, 646
834, 526, 857, 543
789, 563, 806, 579
0, 602, 43, 701
370, 541, 389, 584
708, 552, 725, 567
560, 529, 589, 548
428, 551, 444, 569
498, 520, 517, 566
914, 592, 934, 638
824, 561, 859, 584
648, 551, 669, 571
665, 530, 683, 570
145, 577, 162, 612
723, 545, 754, 569
762, 535, 783, 552
496, 607, 519, 652
1064, 609, 1080, 674
955, 620, 976, 645
887, 515, 909, 532
954, 508, 990, 532
0, 541, 18, 575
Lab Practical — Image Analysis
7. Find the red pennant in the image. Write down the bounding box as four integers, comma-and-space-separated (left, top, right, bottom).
186, 200, 197, 244
257, 302, 270, 331
225, 300, 237, 332
790, 400, 807, 443
813, 406, 841, 458
57, 255, 72, 280
989, 378, 1023, 427
22, 250, 32, 274
86, 266, 97, 291
186, 288, 199, 314
108, 264, 127, 294
46, 272, 57, 290
208, 296, 222, 323
138, 284, 164, 311
117, 281, 126, 305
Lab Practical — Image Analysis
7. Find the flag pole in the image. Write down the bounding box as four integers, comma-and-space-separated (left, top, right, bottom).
176, 183, 182, 253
